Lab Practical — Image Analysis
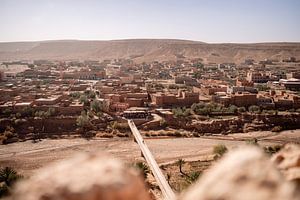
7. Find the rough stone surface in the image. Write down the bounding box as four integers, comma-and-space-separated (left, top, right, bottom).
272, 144, 300, 181
180, 147, 299, 200
11, 153, 151, 200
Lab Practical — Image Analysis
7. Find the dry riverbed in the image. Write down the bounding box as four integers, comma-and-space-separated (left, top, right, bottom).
0, 130, 299, 176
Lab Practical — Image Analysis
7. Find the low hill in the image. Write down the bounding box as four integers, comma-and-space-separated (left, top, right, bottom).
0, 39, 300, 63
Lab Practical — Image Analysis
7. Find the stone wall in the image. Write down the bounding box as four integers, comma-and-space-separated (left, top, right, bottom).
165, 113, 300, 134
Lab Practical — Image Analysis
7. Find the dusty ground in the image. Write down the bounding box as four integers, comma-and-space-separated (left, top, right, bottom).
0, 130, 299, 176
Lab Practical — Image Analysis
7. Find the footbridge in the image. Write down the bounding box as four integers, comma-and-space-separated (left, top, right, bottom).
128, 120, 176, 200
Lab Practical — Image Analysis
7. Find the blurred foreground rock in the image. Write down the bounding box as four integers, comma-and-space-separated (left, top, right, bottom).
272, 144, 300, 182
180, 146, 300, 200
9, 145, 300, 200
11, 153, 151, 200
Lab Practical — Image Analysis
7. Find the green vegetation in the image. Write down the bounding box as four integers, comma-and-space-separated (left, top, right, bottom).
193, 71, 202, 79
238, 107, 246, 113
91, 100, 102, 113
228, 105, 238, 114
248, 105, 261, 113
191, 102, 213, 115
20, 107, 35, 118
191, 102, 239, 116
84, 90, 96, 99
175, 159, 201, 184
264, 145, 282, 155
172, 107, 191, 118
109, 121, 129, 132
79, 95, 89, 106
262, 109, 277, 115
256, 84, 270, 91
134, 162, 150, 179
213, 144, 228, 159
76, 111, 95, 138
34, 108, 56, 118
69, 92, 81, 99
0, 167, 23, 197
245, 138, 258, 146
171, 103, 252, 118
186, 171, 201, 183
76, 111, 91, 130
1, 108, 12, 116
193, 62, 204, 69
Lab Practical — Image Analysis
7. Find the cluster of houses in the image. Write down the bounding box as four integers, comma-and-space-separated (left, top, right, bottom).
0, 57, 300, 120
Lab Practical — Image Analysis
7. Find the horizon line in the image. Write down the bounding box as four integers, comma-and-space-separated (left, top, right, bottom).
0, 38, 300, 44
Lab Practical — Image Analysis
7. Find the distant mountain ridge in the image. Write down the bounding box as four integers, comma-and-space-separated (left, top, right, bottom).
0, 39, 300, 63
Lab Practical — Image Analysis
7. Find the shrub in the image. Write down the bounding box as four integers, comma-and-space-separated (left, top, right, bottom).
228, 105, 238, 114
91, 100, 102, 113
262, 110, 276, 115
187, 171, 201, 183
172, 107, 191, 118
79, 95, 89, 106
134, 162, 150, 179
245, 138, 258, 146
69, 92, 81, 99
264, 145, 282, 155
213, 144, 228, 158
76, 112, 90, 130
20, 107, 34, 117
15, 113, 21, 118
2, 108, 12, 116
256, 84, 270, 91
0, 167, 23, 197
238, 107, 246, 113
47, 108, 56, 117
248, 105, 260, 113
35, 110, 50, 118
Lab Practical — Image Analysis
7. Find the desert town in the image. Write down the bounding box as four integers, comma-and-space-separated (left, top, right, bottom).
1, 0, 300, 199
0, 56, 300, 142
1, 54, 300, 199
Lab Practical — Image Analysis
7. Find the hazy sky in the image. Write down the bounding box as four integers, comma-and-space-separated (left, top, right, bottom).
0, 0, 299, 43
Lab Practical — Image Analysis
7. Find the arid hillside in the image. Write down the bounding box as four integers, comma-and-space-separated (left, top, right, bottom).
0, 39, 300, 63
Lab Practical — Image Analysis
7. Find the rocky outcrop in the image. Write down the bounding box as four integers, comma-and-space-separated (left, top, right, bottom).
180, 147, 300, 200
11, 153, 151, 200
